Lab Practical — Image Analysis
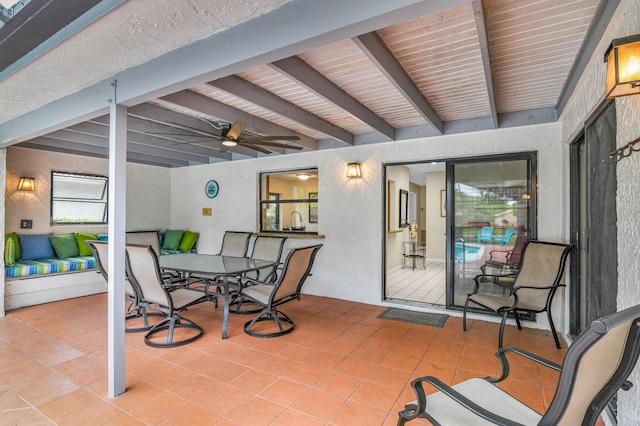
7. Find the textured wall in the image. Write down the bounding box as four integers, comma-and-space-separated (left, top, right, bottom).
170, 122, 564, 313
560, 0, 640, 423
5, 146, 171, 235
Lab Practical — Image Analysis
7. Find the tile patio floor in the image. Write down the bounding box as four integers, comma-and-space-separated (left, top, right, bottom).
0, 292, 573, 425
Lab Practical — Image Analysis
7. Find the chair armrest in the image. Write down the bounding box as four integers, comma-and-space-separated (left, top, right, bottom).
398, 376, 526, 426
487, 346, 562, 384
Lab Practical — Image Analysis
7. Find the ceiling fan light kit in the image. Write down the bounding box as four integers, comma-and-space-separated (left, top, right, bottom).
222, 140, 238, 147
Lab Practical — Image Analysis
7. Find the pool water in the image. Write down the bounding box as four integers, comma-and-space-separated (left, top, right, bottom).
454, 242, 485, 262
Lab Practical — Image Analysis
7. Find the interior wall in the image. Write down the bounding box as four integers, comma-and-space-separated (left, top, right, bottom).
425, 171, 445, 259
386, 165, 410, 270
559, 0, 640, 422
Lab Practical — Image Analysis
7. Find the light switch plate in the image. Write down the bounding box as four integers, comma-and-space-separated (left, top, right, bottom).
202, 208, 212, 216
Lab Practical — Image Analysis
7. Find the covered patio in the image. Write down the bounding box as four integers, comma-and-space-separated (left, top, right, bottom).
0, 293, 566, 425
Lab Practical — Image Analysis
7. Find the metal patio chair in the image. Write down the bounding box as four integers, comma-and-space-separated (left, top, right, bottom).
398, 303, 640, 425
463, 240, 573, 349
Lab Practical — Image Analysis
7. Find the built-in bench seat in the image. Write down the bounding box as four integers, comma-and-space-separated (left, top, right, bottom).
5, 256, 97, 278
4, 230, 199, 311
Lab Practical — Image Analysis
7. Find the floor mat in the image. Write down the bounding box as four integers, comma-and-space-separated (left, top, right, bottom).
378, 308, 448, 328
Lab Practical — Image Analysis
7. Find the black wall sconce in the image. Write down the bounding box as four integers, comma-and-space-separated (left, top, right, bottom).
604, 34, 640, 98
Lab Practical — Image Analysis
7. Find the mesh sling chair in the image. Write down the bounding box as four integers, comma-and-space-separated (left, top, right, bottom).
230, 235, 288, 314
219, 231, 252, 257
398, 303, 640, 425
125, 243, 208, 347
236, 244, 322, 337
187, 231, 253, 302
88, 240, 162, 333
464, 241, 572, 349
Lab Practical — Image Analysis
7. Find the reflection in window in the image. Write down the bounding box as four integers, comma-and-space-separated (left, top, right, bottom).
51, 171, 108, 224
259, 169, 318, 234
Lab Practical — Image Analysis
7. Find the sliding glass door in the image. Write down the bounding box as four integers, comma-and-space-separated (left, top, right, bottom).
447, 154, 536, 308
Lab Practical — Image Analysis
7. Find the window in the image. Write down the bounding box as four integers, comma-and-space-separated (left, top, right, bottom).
51, 171, 108, 225
259, 169, 318, 234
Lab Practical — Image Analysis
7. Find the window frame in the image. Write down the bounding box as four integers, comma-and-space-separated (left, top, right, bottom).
258, 168, 318, 234
50, 170, 108, 225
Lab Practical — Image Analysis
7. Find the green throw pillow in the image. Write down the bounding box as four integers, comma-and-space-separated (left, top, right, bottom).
162, 230, 184, 250
76, 233, 99, 256
50, 233, 80, 258
4, 236, 15, 266
5, 232, 20, 260
179, 231, 199, 252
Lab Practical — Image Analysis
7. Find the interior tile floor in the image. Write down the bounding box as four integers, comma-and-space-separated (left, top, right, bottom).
0, 292, 576, 425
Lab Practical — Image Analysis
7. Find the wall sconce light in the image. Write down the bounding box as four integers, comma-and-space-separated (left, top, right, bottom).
604, 34, 640, 98
346, 162, 362, 178
18, 177, 36, 191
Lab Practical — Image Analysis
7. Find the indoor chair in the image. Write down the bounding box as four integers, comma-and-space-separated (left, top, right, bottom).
88, 240, 161, 333
236, 244, 322, 337
463, 240, 572, 349
125, 243, 208, 347
398, 303, 640, 425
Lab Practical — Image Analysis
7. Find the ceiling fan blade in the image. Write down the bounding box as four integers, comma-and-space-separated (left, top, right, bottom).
225, 121, 246, 140
241, 144, 271, 154
239, 135, 300, 142
237, 141, 303, 150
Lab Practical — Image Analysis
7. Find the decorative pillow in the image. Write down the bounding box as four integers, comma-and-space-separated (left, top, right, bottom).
76, 233, 99, 256
162, 230, 184, 250
4, 236, 15, 266
50, 233, 80, 258
5, 232, 20, 260
179, 231, 199, 252
18, 233, 56, 260
97, 234, 109, 241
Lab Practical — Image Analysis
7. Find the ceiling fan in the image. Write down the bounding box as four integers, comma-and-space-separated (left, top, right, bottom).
149, 121, 303, 154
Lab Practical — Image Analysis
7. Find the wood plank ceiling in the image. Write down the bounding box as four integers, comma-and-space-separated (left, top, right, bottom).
2, 0, 610, 167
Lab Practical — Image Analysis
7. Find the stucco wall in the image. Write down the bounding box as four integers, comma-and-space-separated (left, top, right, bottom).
559, 0, 640, 423
170, 122, 565, 311
5, 147, 171, 234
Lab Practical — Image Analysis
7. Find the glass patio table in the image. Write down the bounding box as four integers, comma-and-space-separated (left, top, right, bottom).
159, 254, 276, 339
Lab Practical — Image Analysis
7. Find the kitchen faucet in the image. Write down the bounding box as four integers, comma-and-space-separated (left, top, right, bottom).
289, 210, 304, 231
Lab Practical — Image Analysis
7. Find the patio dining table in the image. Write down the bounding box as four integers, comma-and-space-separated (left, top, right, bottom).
159, 253, 276, 339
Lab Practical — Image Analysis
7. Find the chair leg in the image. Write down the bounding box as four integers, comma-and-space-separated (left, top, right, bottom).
463, 297, 471, 331
144, 314, 204, 348
513, 310, 522, 330
244, 307, 295, 338
498, 310, 509, 349
547, 309, 562, 349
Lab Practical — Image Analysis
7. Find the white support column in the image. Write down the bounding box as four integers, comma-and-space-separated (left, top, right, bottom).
107, 82, 127, 398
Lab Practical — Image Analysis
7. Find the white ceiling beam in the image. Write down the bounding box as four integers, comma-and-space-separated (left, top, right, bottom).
270, 56, 396, 141
45, 130, 212, 164
1, 0, 466, 145
471, 0, 498, 129
161, 90, 318, 151
207, 76, 354, 145
353, 32, 444, 135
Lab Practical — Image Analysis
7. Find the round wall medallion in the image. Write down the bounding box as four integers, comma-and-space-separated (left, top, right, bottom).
205, 180, 219, 198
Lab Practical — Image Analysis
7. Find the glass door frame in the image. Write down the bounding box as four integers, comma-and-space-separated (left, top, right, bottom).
444, 152, 538, 310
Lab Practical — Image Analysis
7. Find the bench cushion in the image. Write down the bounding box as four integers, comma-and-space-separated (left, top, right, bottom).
5, 256, 97, 278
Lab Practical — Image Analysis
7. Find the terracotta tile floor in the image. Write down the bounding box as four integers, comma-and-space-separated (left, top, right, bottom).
0, 293, 571, 425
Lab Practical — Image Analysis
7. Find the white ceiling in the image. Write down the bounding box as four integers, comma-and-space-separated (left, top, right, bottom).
0, 0, 619, 167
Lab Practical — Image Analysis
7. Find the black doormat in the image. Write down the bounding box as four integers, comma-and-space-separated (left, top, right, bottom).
378, 308, 448, 328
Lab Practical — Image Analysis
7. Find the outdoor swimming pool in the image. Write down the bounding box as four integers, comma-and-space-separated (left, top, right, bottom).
454, 242, 485, 262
